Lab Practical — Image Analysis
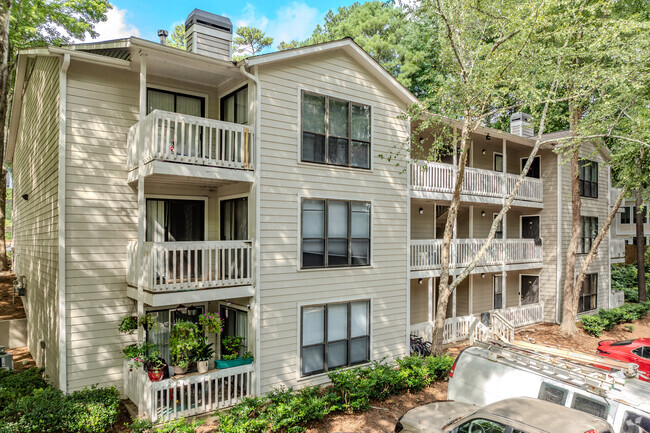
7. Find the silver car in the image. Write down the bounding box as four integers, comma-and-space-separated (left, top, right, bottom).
394, 397, 614, 433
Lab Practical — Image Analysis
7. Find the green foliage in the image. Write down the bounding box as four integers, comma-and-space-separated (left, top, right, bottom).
138, 314, 157, 331
623, 287, 640, 303
122, 341, 161, 369
193, 341, 214, 362
0, 377, 119, 433
580, 315, 608, 337
210, 354, 453, 432
167, 24, 185, 50
169, 320, 200, 368
222, 335, 245, 359
0, 368, 47, 411
277, 40, 299, 50
611, 264, 638, 291
624, 324, 635, 333
581, 301, 650, 336
129, 417, 204, 433
232, 26, 273, 59
198, 312, 223, 334
118, 315, 138, 334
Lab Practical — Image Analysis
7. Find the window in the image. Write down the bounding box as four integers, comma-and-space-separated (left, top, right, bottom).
221, 86, 248, 125
633, 206, 648, 224
578, 273, 598, 313
538, 382, 568, 405
571, 394, 608, 419
301, 92, 371, 169
146, 305, 206, 365
632, 346, 650, 359
493, 275, 503, 310
621, 207, 632, 224
493, 213, 503, 239
494, 153, 503, 172
622, 411, 650, 433
301, 199, 371, 268
300, 300, 370, 376
521, 155, 541, 178
147, 88, 204, 117
579, 159, 599, 198
220, 304, 248, 356
579, 216, 598, 254
457, 419, 507, 433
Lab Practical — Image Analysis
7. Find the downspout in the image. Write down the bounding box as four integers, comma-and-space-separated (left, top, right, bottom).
555, 152, 563, 324
239, 64, 262, 395
58, 53, 71, 392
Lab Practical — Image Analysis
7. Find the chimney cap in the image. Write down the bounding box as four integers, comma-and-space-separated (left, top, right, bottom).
157, 29, 169, 37
510, 112, 532, 122
185, 9, 232, 33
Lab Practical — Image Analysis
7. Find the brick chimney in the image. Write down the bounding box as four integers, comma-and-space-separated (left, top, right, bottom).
185, 9, 233, 61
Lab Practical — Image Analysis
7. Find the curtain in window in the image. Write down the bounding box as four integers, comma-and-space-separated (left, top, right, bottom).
147, 90, 174, 114
147, 310, 171, 364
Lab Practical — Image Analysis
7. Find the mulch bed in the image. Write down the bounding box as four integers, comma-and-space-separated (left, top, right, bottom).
0, 271, 24, 321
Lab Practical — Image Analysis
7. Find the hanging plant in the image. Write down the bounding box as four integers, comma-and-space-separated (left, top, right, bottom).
198, 312, 224, 334
138, 314, 158, 332
118, 315, 138, 335
122, 341, 160, 370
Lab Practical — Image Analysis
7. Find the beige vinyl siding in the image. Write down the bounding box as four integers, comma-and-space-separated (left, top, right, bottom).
537, 148, 559, 321
410, 279, 429, 324
12, 56, 61, 385
455, 279, 470, 316
410, 201, 435, 239
557, 142, 610, 316
471, 274, 495, 313
256, 51, 409, 391
64, 62, 139, 392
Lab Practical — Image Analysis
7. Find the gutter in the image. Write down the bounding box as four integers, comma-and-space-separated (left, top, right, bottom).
555, 153, 563, 324
58, 53, 71, 392
239, 64, 262, 396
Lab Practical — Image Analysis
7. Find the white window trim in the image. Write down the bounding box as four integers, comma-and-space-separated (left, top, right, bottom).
144, 194, 209, 241
296, 193, 375, 272
296, 85, 375, 172
217, 192, 250, 241
295, 295, 374, 381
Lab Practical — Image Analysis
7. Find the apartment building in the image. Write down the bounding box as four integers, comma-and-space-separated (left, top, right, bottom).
609, 194, 648, 264
6, 8, 618, 422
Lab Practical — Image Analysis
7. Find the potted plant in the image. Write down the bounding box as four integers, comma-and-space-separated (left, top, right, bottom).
145, 355, 166, 382
198, 312, 224, 334
118, 315, 138, 335
216, 335, 253, 369
122, 341, 159, 370
169, 320, 200, 375
138, 313, 157, 332
194, 341, 214, 374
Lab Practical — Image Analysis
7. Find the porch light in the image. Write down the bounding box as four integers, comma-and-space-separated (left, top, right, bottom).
419, 208, 424, 215
482, 148, 486, 155
486, 133, 491, 140
419, 137, 424, 144
481, 210, 486, 217
481, 273, 485, 278
21, 194, 28, 201
418, 278, 423, 285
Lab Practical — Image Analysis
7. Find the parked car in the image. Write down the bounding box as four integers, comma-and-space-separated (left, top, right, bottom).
597, 339, 650, 382
446, 344, 650, 433
394, 396, 614, 433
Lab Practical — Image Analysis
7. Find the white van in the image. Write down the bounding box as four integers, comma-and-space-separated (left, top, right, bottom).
447, 343, 650, 433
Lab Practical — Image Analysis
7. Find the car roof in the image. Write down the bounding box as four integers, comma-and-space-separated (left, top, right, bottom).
475, 397, 612, 432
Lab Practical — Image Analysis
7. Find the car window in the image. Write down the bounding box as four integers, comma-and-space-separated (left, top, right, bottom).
457, 419, 508, 433
622, 411, 650, 433
632, 346, 650, 359
570, 394, 608, 419
538, 382, 568, 405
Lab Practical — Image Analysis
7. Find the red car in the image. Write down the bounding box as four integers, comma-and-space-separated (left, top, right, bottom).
597, 338, 650, 381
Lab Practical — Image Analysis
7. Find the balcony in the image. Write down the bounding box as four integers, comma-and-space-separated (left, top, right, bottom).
127, 110, 254, 185
127, 240, 253, 306
410, 238, 542, 276
124, 361, 254, 422
410, 161, 543, 206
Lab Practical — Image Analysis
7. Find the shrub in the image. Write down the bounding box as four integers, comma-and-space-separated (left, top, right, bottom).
0, 368, 48, 412
129, 417, 204, 433
580, 315, 607, 337
66, 386, 120, 433
611, 264, 637, 291
424, 354, 455, 379
623, 286, 639, 303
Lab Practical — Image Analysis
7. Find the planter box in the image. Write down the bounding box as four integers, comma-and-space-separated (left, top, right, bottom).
215, 357, 253, 369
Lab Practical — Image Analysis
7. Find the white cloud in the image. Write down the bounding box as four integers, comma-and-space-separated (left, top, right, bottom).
94, 7, 140, 41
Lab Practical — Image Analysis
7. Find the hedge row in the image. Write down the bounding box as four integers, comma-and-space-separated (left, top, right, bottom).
611, 264, 649, 302
146, 354, 454, 433
580, 301, 650, 337
0, 368, 120, 433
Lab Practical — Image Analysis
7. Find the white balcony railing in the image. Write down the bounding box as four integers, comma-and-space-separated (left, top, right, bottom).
410, 161, 543, 203
127, 240, 253, 292
410, 238, 542, 271
410, 302, 543, 345
124, 362, 254, 422
127, 110, 254, 171
611, 238, 626, 259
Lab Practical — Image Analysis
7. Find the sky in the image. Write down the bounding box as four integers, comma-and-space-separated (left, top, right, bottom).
94, 1, 363, 51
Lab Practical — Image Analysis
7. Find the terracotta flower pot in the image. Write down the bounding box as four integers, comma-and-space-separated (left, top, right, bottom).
147, 368, 164, 382
197, 360, 209, 373
173, 365, 188, 375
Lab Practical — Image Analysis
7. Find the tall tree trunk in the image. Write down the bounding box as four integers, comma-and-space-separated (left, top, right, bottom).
0, 1, 11, 271
636, 193, 647, 302
559, 147, 582, 335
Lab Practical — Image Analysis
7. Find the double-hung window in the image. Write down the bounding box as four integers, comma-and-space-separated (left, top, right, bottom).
301, 91, 371, 169
621, 207, 631, 224
578, 273, 598, 313
301, 199, 371, 268
301, 300, 370, 376
579, 160, 599, 198
579, 216, 598, 254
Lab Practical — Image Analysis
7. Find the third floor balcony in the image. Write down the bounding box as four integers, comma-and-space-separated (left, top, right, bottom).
410, 161, 543, 207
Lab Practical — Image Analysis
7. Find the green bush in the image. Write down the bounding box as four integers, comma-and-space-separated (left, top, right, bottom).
211, 354, 454, 432
0, 369, 119, 433
129, 417, 204, 433
580, 315, 608, 337
611, 264, 638, 291
623, 286, 639, 303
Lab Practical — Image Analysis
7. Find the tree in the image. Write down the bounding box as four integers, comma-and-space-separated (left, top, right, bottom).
0, 0, 111, 270
232, 26, 272, 60
167, 24, 185, 50
277, 40, 299, 51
